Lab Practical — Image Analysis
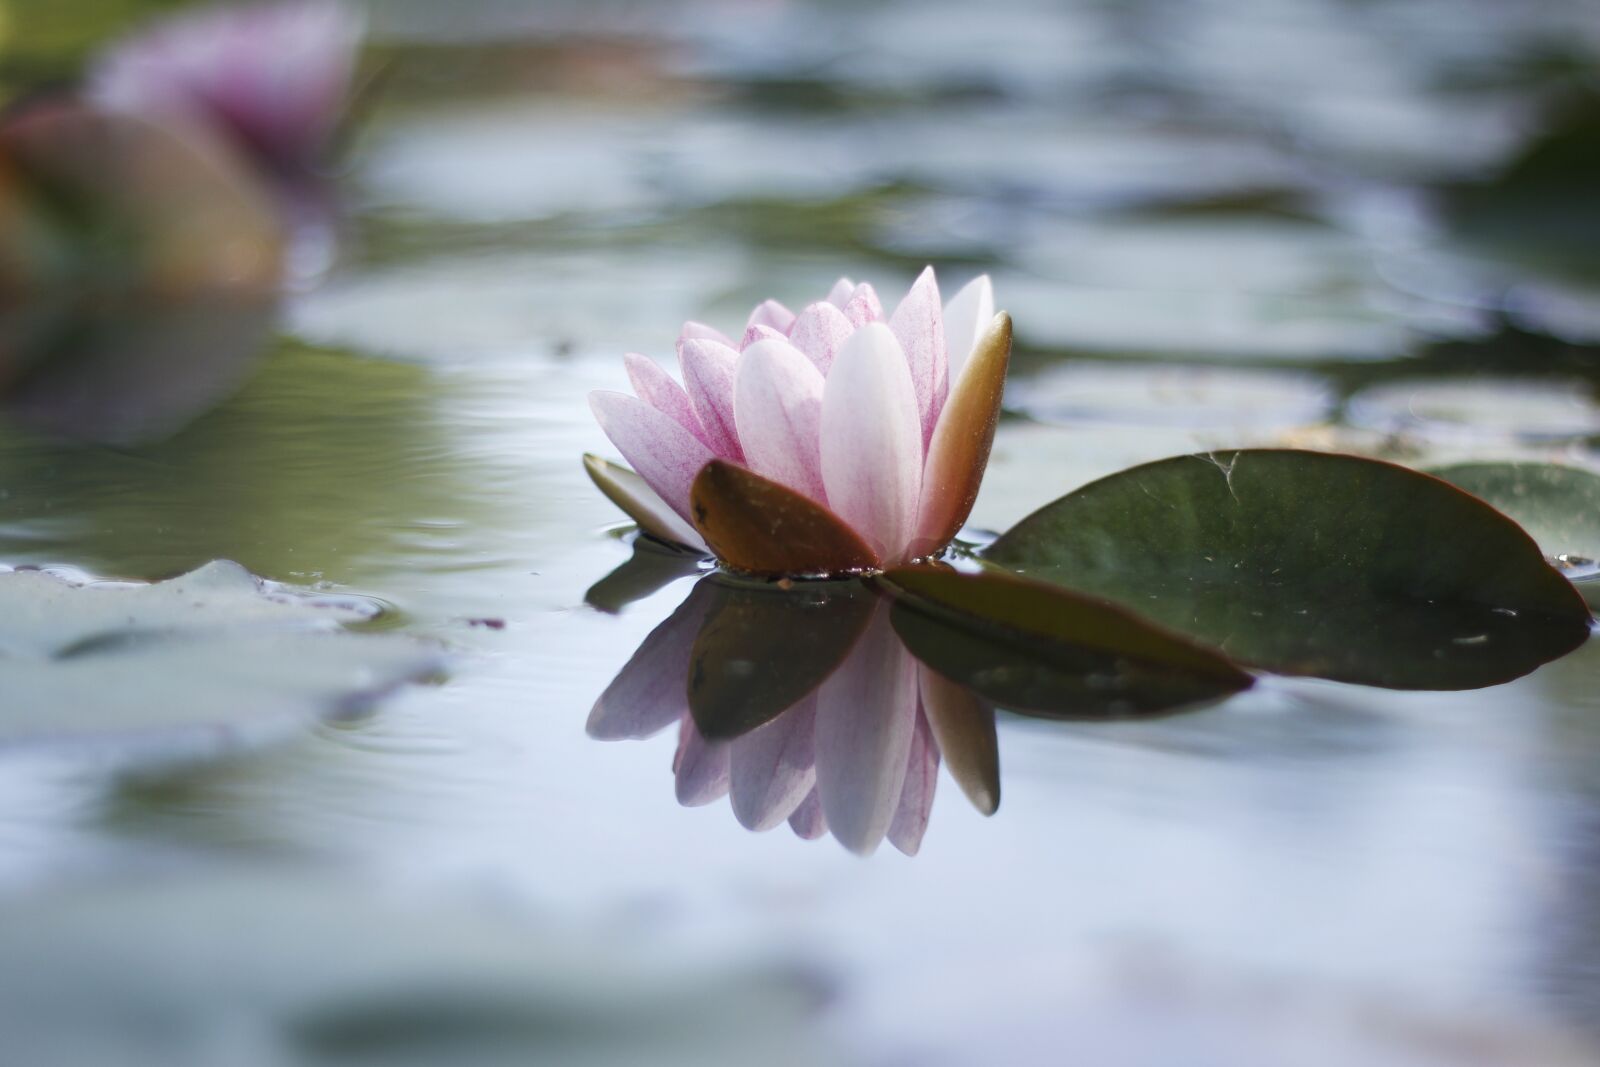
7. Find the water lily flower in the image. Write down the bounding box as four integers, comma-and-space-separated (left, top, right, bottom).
587, 269, 1011, 575
86, 0, 362, 179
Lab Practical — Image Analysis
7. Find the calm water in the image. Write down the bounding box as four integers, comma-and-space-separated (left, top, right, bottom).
3, 0, 1600, 1062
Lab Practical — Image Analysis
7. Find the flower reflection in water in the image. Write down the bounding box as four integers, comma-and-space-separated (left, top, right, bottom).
588, 574, 1000, 857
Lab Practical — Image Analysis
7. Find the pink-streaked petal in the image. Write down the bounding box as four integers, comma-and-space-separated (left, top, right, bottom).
674, 718, 731, 807
745, 299, 796, 336
680, 320, 734, 347
586, 581, 711, 740
624, 352, 702, 441
734, 338, 828, 505
589, 390, 716, 525
826, 277, 855, 308
788, 300, 855, 376
677, 338, 745, 462
941, 274, 994, 383
740, 323, 787, 351
889, 266, 948, 447
820, 323, 923, 563
887, 706, 939, 856
813, 606, 918, 855
789, 787, 828, 840
841, 283, 883, 327
729, 695, 818, 831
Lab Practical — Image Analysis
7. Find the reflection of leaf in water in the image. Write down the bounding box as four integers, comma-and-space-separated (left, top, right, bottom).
687, 575, 875, 740
0, 870, 834, 1067
0, 560, 442, 764
0, 342, 489, 588
883, 567, 1252, 719
985, 450, 1592, 689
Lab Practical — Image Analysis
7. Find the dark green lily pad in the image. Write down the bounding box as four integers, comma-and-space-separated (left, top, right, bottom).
1430, 462, 1600, 609
881, 567, 1252, 719
687, 575, 876, 739
0, 561, 443, 761
985, 450, 1592, 689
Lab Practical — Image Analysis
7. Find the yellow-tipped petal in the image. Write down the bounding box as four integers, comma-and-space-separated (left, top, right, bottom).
910, 311, 1012, 558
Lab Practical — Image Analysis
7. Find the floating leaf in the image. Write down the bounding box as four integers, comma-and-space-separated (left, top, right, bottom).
688, 575, 875, 740
881, 567, 1252, 718
1430, 461, 1600, 608
986, 450, 1592, 689
0, 561, 442, 761
689, 460, 878, 577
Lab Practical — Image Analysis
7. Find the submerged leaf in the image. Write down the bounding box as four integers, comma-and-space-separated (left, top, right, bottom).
0, 562, 442, 761
986, 450, 1592, 689
688, 575, 876, 739
689, 460, 878, 577
881, 567, 1252, 718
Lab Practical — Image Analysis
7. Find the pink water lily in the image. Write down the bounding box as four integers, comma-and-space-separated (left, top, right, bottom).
588, 268, 1011, 574
87, 0, 362, 177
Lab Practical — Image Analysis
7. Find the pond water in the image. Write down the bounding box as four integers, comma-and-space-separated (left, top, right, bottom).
4, 0, 1600, 1063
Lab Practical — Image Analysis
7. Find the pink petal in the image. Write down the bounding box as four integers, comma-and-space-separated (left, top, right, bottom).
887, 706, 939, 856
820, 323, 923, 563
729, 695, 818, 831
624, 352, 702, 441
745, 299, 796, 335
680, 320, 734, 347
888, 266, 948, 448
942, 274, 995, 383
813, 606, 919, 855
733, 338, 828, 505
586, 581, 711, 740
676, 338, 745, 462
826, 277, 855, 308
589, 390, 716, 525
740, 323, 787, 351
788, 787, 828, 840
841, 283, 883, 327
674, 718, 731, 807
788, 301, 855, 376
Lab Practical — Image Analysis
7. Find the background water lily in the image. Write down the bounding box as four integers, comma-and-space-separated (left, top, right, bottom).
587, 269, 1011, 574
87, 0, 362, 180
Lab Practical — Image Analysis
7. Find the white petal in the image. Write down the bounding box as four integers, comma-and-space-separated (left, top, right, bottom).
745, 299, 796, 335
589, 390, 716, 524
826, 277, 856, 308
680, 320, 734, 346
820, 323, 922, 562
734, 338, 828, 504
813, 607, 918, 855
941, 274, 994, 383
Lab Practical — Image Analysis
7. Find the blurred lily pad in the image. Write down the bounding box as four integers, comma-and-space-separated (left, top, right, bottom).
985, 450, 1592, 689
0, 561, 442, 759
1345, 378, 1600, 444
1430, 461, 1600, 608
881, 567, 1252, 718
0, 870, 831, 1067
